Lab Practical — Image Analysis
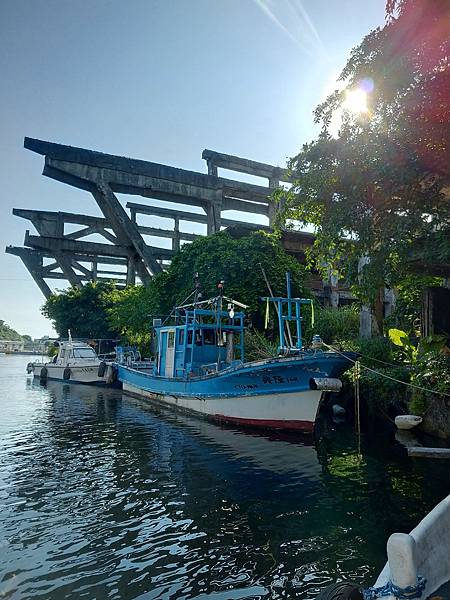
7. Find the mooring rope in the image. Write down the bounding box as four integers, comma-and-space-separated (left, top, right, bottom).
362, 576, 427, 600
322, 342, 450, 399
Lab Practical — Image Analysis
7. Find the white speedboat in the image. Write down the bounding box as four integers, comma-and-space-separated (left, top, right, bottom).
27, 336, 115, 385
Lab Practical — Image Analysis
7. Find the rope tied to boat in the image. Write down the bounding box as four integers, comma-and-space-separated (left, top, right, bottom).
362, 576, 427, 600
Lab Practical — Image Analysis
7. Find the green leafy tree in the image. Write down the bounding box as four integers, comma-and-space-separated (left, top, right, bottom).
42, 281, 119, 339
0, 320, 24, 340
109, 230, 310, 345
277, 0, 450, 331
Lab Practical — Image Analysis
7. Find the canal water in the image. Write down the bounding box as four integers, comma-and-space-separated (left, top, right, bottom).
1, 354, 449, 600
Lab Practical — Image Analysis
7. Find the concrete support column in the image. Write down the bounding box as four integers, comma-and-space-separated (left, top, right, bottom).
326, 271, 339, 308
384, 288, 396, 318
92, 261, 97, 282
206, 160, 218, 177
126, 256, 136, 286
206, 190, 223, 235
268, 176, 281, 227
173, 217, 181, 252
359, 256, 372, 338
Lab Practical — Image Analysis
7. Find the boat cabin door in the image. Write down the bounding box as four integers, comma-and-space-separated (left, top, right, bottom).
164, 330, 175, 377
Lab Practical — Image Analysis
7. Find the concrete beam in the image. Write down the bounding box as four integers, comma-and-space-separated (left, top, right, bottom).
138, 225, 198, 241
14, 207, 193, 242
25, 231, 133, 258
126, 201, 244, 228
5, 246, 52, 298
222, 196, 269, 215
24, 232, 173, 261
13, 208, 107, 229
202, 149, 292, 183
25, 137, 273, 203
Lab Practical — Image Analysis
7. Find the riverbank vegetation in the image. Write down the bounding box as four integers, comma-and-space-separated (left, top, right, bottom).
42, 231, 309, 347
0, 320, 30, 341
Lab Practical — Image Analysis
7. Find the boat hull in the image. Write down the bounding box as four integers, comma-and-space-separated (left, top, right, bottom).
30, 363, 106, 385
123, 381, 321, 432
118, 352, 356, 432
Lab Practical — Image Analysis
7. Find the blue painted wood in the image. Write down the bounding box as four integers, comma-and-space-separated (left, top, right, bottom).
118, 351, 358, 399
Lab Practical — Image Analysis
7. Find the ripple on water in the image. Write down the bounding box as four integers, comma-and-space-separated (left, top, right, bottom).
1, 354, 450, 599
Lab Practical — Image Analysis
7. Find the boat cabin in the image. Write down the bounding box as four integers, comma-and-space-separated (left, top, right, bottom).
52, 340, 99, 366
154, 307, 245, 378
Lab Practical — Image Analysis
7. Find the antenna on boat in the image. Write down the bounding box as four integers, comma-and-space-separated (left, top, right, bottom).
193, 272, 202, 305
217, 279, 225, 348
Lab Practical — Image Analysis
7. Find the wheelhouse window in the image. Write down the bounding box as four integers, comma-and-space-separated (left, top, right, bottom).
203, 329, 216, 345
168, 331, 175, 348
73, 347, 97, 359
178, 329, 184, 345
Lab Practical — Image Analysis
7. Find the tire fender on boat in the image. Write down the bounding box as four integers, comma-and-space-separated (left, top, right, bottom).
317, 582, 362, 600
63, 367, 71, 380
309, 377, 342, 392
40, 366, 48, 380
105, 365, 117, 385
98, 361, 107, 378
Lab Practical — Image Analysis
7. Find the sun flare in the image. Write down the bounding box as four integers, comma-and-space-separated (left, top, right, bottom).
343, 88, 369, 113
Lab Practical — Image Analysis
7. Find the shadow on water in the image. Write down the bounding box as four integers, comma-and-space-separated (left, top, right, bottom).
1, 354, 450, 600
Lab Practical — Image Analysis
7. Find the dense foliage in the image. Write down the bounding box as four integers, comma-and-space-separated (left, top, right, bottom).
42, 282, 119, 339
276, 0, 450, 329
109, 231, 309, 346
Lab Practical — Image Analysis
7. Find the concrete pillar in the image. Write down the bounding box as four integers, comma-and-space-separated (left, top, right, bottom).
359, 256, 372, 338
126, 256, 136, 286
206, 160, 218, 177
384, 288, 396, 318
206, 191, 222, 235
173, 217, 180, 252
268, 176, 280, 227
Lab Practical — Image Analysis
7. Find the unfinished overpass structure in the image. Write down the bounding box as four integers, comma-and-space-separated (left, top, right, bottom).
6, 138, 298, 298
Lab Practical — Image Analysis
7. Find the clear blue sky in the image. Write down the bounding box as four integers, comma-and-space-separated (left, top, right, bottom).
0, 0, 385, 338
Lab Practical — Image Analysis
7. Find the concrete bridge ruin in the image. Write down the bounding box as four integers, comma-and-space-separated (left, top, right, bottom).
6, 137, 350, 305
6, 138, 296, 298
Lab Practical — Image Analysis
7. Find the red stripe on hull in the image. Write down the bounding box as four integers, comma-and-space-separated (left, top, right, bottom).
212, 414, 315, 432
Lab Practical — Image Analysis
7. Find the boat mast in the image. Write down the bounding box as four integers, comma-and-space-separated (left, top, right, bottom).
261, 271, 313, 354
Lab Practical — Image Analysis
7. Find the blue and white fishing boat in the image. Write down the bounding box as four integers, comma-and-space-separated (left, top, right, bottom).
118, 274, 357, 432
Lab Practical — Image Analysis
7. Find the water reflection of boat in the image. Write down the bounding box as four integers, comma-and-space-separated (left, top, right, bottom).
135, 398, 321, 478
43, 378, 321, 479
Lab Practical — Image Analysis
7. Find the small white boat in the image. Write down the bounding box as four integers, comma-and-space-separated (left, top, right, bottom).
27, 335, 116, 385
395, 415, 423, 430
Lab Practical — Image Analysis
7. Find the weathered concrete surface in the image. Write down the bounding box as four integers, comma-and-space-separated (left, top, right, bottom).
202, 149, 292, 183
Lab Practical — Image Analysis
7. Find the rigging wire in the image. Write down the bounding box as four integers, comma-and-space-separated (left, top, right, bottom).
323, 342, 450, 399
